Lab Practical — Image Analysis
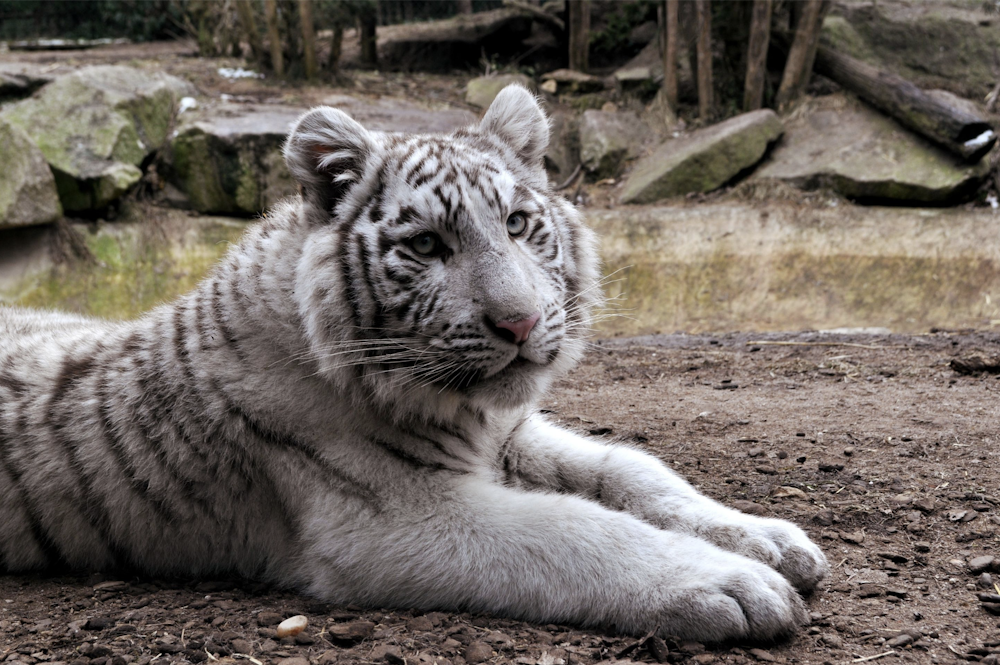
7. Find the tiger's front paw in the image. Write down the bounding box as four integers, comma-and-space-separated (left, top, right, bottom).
697, 513, 829, 594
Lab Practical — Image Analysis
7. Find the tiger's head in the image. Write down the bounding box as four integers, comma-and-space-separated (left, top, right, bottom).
284, 86, 600, 413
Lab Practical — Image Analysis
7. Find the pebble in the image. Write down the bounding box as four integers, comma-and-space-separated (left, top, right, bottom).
406, 616, 435, 632
877, 551, 908, 564
230, 639, 251, 654
843, 446, 855, 456
969, 555, 995, 574
371, 645, 405, 664
747, 648, 776, 662
886, 634, 914, 648
275, 615, 307, 638
812, 510, 834, 526
820, 633, 843, 649
980, 572, 994, 588
328, 621, 376, 642
464, 642, 493, 664
257, 612, 283, 627
818, 461, 845, 472
839, 531, 865, 545
748, 447, 763, 458
754, 464, 777, 475
772, 486, 808, 499
914, 541, 931, 552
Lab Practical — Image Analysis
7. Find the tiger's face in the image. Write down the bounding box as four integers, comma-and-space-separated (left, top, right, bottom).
285, 86, 600, 410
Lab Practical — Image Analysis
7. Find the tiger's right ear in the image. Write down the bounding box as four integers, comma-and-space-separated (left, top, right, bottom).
284, 106, 374, 213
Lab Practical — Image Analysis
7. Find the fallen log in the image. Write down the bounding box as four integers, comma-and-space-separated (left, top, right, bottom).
811, 43, 996, 162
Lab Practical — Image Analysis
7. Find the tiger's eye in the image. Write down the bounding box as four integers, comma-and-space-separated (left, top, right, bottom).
506, 213, 527, 237
410, 232, 440, 256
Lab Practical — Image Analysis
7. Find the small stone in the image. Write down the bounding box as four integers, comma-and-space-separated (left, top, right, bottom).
540, 80, 558, 94
877, 551, 908, 564
371, 645, 405, 665
857, 586, 885, 598
275, 616, 307, 638
772, 486, 809, 500
885, 634, 914, 648
754, 464, 777, 475
230, 639, 251, 654
328, 621, 376, 643
984, 602, 1000, 615
970, 555, 995, 574
256, 612, 283, 627
913, 498, 936, 513
776, 450, 788, 459
839, 531, 865, 545
731, 500, 767, 516
406, 616, 435, 632
914, 541, 931, 552
464, 642, 493, 664
885, 588, 908, 598
84, 618, 112, 631
821, 634, 843, 649
747, 648, 776, 662
813, 509, 834, 527
277, 658, 310, 665
748, 447, 764, 458
980, 572, 994, 588
818, 461, 845, 472
293, 633, 315, 645
843, 446, 855, 456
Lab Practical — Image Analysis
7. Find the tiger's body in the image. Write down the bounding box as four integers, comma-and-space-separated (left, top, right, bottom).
0, 87, 827, 642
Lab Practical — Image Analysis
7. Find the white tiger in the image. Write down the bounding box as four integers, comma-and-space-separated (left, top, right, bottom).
0, 86, 827, 643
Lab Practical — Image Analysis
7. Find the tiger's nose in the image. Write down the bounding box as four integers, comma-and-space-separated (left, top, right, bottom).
490, 312, 541, 345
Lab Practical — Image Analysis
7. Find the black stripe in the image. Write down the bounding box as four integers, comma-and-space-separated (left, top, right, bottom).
371, 438, 448, 472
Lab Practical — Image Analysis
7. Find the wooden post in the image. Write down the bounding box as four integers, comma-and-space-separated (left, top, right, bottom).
742, 0, 772, 111
662, 0, 678, 109
298, 0, 317, 80
359, 2, 378, 68
234, 0, 264, 64
775, 0, 823, 110
264, 0, 284, 76
695, 0, 712, 119
568, 0, 590, 73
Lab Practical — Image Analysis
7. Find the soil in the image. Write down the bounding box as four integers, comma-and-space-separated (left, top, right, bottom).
3, 330, 1000, 665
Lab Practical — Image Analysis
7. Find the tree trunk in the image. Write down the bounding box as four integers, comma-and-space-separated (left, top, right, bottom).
359, 3, 378, 68
774, 0, 823, 110
328, 22, 344, 76
742, 0, 771, 111
264, 0, 284, 76
235, 0, 264, 64
568, 0, 590, 73
662, 0, 678, 109
812, 43, 997, 162
298, 0, 317, 79
695, 0, 712, 119
456, 0, 473, 14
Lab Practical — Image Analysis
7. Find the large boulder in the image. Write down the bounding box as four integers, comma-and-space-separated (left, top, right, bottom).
0, 65, 194, 213
753, 93, 990, 203
466, 74, 535, 109
0, 118, 62, 229
0, 62, 55, 102
579, 110, 650, 179
168, 98, 477, 215
620, 109, 783, 204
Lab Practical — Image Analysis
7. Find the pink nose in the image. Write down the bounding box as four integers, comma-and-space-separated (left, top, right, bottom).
494, 312, 541, 345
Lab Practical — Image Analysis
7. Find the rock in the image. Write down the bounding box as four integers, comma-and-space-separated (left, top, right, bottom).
969, 555, 995, 574
378, 8, 531, 72
818, 461, 845, 472
230, 639, 251, 654
168, 98, 475, 214
579, 110, 648, 178
813, 510, 835, 526
839, 531, 865, 545
0, 65, 194, 213
914, 541, 931, 552
464, 642, 493, 664
0, 62, 56, 101
406, 616, 435, 632
544, 109, 579, 179
371, 645, 405, 664
614, 66, 657, 98
820, 633, 844, 649
328, 621, 376, 643
980, 573, 994, 588
621, 109, 783, 204
540, 69, 605, 94
256, 612, 283, 626
747, 648, 776, 662
0, 118, 62, 229
753, 93, 989, 204
772, 486, 809, 500
275, 616, 307, 638
885, 634, 914, 648
466, 75, 535, 109
731, 500, 767, 516
754, 464, 777, 475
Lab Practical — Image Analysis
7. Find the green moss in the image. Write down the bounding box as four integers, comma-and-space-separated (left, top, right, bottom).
11, 216, 249, 321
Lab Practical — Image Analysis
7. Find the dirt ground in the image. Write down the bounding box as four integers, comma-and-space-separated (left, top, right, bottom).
2, 330, 1000, 665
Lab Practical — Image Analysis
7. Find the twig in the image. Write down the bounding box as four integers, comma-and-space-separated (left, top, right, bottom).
554, 163, 582, 191
851, 651, 896, 663
745, 341, 906, 350
502, 0, 565, 32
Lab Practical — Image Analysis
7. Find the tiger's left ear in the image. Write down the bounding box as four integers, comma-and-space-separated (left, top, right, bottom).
479, 85, 549, 169
284, 106, 374, 213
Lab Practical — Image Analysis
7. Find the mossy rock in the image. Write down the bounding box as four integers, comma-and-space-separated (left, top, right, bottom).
620, 109, 783, 204
0, 65, 194, 213
465, 74, 535, 109
753, 93, 989, 204
0, 118, 62, 229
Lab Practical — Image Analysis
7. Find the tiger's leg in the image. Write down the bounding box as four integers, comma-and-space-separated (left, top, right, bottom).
500, 416, 828, 593
298, 478, 807, 643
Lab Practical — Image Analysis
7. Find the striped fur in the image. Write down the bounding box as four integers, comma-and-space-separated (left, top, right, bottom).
0, 86, 826, 642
